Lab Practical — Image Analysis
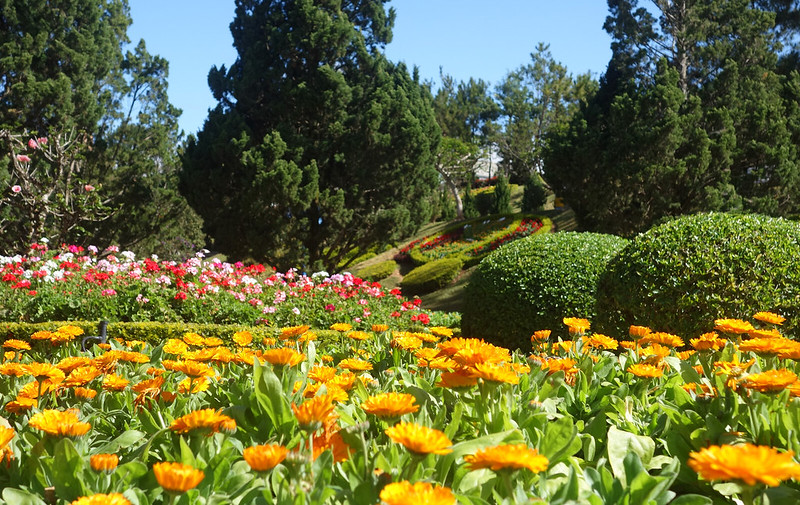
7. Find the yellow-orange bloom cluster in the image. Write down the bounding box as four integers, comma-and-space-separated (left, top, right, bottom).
243, 444, 288, 472
464, 444, 549, 473
153, 462, 204, 494
688, 444, 800, 486
170, 408, 236, 435
28, 409, 90, 437
361, 392, 419, 418
385, 422, 452, 456
379, 481, 455, 505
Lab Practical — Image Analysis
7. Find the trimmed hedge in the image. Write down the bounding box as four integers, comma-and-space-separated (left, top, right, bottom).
400, 257, 464, 296
595, 212, 800, 337
355, 260, 397, 282
461, 232, 628, 350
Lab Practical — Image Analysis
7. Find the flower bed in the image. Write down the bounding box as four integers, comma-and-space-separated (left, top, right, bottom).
395, 214, 551, 265
0, 312, 800, 503
0, 244, 434, 329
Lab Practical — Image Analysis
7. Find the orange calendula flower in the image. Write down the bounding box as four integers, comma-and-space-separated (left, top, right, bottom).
70, 494, 131, 505
361, 392, 419, 418
437, 370, 478, 388
328, 372, 356, 391
308, 365, 337, 383
74, 387, 98, 400
57, 325, 84, 337
379, 481, 455, 505
203, 337, 224, 347
371, 324, 389, 333
563, 317, 590, 335
177, 376, 211, 394
539, 357, 577, 374
261, 348, 305, 367
753, 311, 785, 325
629, 325, 652, 339
163, 339, 189, 355
714, 356, 757, 377
691, 332, 726, 352
153, 462, 204, 494
232, 331, 253, 347
688, 444, 800, 486
471, 362, 520, 384
346, 331, 370, 341
739, 337, 794, 356
57, 356, 94, 373
391, 335, 423, 350
385, 422, 452, 456
279, 325, 310, 340
748, 328, 783, 339
65, 366, 102, 387
531, 330, 551, 343
182, 332, 205, 346
330, 323, 352, 332
172, 360, 215, 378
90, 453, 119, 473
627, 363, 663, 378
464, 444, 549, 473
450, 340, 511, 366
5, 396, 37, 414
640, 332, 684, 348
714, 318, 754, 335
292, 394, 336, 431
638, 343, 671, 364
170, 408, 236, 435
429, 326, 453, 338
0, 426, 15, 451
3, 339, 30, 351
24, 362, 65, 383
243, 444, 288, 472
28, 409, 91, 437
102, 374, 129, 392
739, 369, 798, 393
582, 334, 619, 351
337, 358, 372, 371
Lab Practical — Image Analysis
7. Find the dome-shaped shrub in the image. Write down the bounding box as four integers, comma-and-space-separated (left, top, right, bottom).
461, 232, 628, 350
400, 257, 463, 297
595, 213, 800, 338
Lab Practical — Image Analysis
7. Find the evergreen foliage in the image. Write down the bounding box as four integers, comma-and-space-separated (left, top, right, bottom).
462, 182, 480, 219
181, 0, 440, 271
522, 173, 548, 211
491, 174, 512, 214
400, 257, 463, 296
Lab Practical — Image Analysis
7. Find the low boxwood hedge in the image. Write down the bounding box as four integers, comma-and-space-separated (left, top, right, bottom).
354, 260, 397, 282
461, 232, 628, 350
595, 212, 800, 337
400, 257, 464, 296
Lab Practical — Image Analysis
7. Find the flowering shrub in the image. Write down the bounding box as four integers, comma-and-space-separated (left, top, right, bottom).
0, 313, 799, 503
0, 243, 433, 329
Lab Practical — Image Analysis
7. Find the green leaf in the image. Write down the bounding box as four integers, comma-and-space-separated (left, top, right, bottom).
540, 416, 581, 465
1, 489, 47, 505
252, 359, 293, 433
50, 438, 88, 499
607, 425, 655, 481
668, 495, 713, 505
95, 430, 146, 454
115, 461, 149, 485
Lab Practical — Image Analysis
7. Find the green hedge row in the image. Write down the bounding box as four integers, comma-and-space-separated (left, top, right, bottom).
401, 257, 464, 296
355, 260, 397, 282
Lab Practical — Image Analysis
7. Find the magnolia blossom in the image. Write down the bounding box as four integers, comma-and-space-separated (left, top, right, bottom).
11, 185, 21, 194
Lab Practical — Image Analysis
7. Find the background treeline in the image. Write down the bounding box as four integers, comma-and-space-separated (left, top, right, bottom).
2, 0, 800, 269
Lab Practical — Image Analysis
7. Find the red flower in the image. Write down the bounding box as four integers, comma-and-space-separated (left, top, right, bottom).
174, 292, 187, 300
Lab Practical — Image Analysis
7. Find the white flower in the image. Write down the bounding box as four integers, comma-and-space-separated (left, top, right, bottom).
292, 307, 301, 315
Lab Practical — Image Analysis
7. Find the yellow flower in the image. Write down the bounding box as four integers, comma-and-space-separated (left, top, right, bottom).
690, 332, 726, 351
243, 444, 288, 472
627, 363, 663, 378
308, 365, 337, 383
371, 324, 389, 333
361, 392, 419, 418
70, 494, 131, 505
337, 358, 373, 372
292, 394, 336, 431
279, 325, 310, 340
153, 462, 204, 494
379, 481, 455, 505
629, 325, 652, 339
102, 374, 129, 392
391, 335, 423, 350
177, 376, 211, 394
330, 323, 352, 332
429, 326, 454, 338
65, 366, 102, 387
471, 362, 520, 384
688, 444, 800, 486
739, 369, 798, 393
260, 348, 305, 367
163, 339, 189, 355
3, 339, 30, 351
563, 317, 590, 335
753, 311, 785, 325
464, 444, 549, 473
57, 325, 84, 337
640, 332, 684, 348
232, 331, 253, 347
203, 337, 224, 347
170, 408, 236, 435
346, 331, 370, 341
90, 453, 119, 473
385, 422, 452, 456
582, 334, 619, 351
0, 426, 15, 451
530, 330, 551, 343
28, 409, 90, 437
714, 355, 757, 378
182, 332, 205, 346
714, 318, 754, 335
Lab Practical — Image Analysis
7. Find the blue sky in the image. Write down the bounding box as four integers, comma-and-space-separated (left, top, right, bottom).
127, 1, 613, 135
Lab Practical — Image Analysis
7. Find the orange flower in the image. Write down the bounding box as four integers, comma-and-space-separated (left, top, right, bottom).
30, 330, 56, 341
371, 324, 389, 333
102, 374, 129, 392
714, 356, 756, 377
261, 348, 305, 367
280, 325, 310, 340
714, 318, 754, 335
346, 331, 371, 341
361, 392, 419, 418
153, 462, 204, 494
0, 363, 28, 377
337, 358, 372, 372
627, 363, 663, 378
688, 444, 800, 486
428, 326, 453, 338
28, 409, 90, 437
638, 343, 671, 364
582, 334, 619, 351
464, 444, 549, 473
539, 357, 577, 375
640, 332, 684, 348
690, 332, 726, 352
243, 444, 288, 472
182, 332, 205, 346
5, 396, 37, 414
24, 362, 65, 383
385, 422, 452, 455
232, 331, 253, 347
292, 394, 336, 431
203, 337, 224, 347
739, 369, 798, 393
330, 323, 352, 332
563, 317, 590, 335
437, 370, 478, 388
379, 481, 455, 505
70, 494, 131, 505
739, 337, 794, 356
74, 387, 98, 400
749, 328, 783, 339
753, 311, 785, 325
90, 453, 119, 473
57, 357, 94, 373
449, 340, 511, 367
65, 366, 102, 387
0, 426, 15, 451
3, 339, 30, 351
308, 365, 337, 383
391, 335, 423, 350
629, 325, 652, 339
170, 360, 215, 378
170, 408, 236, 435
163, 339, 189, 355
328, 372, 357, 391
471, 362, 520, 385
530, 330, 551, 343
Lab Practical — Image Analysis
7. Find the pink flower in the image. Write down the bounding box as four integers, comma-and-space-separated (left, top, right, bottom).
11, 185, 21, 194
325, 304, 335, 312
37, 137, 47, 146
27, 138, 38, 149
100, 289, 117, 296
16, 154, 30, 163
84, 184, 95, 192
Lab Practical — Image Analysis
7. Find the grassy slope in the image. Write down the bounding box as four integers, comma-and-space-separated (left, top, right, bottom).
350, 187, 578, 312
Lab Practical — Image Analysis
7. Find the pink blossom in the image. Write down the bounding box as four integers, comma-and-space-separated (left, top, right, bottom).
325, 304, 335, 312
292, 307, 300, 315
37, 137, 47, 146
84, 184, 95, 192
100, 289, 117, 296
11, 185, 21, 194
27, 138, 38, 149
16, 154, 30, 163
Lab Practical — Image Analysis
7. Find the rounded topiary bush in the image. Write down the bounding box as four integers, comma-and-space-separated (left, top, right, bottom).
400, 257, 463, 296
461, 232, 628, 350
355, 260, 397, 282
595, 212, 800, 338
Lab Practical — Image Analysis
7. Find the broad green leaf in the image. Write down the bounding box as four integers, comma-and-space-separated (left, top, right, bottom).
668, 495, 713, 505
540, 416, 581, 465
50, 438, 88, 499
1, 489, 47, 505
95, 430, 146, 454
607, 425, 655, 481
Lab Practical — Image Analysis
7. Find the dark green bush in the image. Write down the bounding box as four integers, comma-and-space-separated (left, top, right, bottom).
461, 232, 628, 350
492, 175, 511, 214
401, 257, 464, 296
355, 260, 397, 282
522, 174, 548, 212
595, 212, 800, 338
462, 183, 479, 219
